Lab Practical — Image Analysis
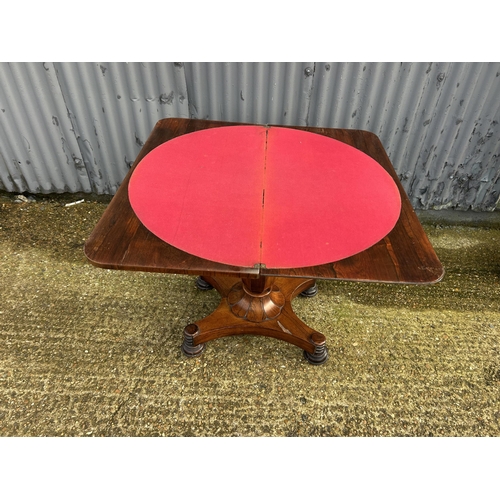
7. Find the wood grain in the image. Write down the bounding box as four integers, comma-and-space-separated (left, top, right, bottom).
84, 118, 443, 362
84, 118, 444, 284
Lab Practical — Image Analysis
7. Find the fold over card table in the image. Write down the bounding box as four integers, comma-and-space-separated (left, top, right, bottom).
84, 118, 444, 364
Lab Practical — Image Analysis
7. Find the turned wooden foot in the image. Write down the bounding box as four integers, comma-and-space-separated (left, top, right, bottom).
181, 323, 205, 357
300, 282, 318, 297
195, 276, 214, 291
303, 332, 329, 365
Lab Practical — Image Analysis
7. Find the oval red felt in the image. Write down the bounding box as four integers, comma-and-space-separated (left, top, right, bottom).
128, 125, 401, 269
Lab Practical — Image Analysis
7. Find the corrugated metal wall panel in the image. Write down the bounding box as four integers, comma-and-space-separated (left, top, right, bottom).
184, 62, 315, 126
51, 62, 189, 194
0, 62, 88, 193
306, 62, 500, 210
0, 62, 499, 209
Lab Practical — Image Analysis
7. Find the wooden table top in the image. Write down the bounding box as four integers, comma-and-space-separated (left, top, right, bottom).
128, 124, 402, 269
84, 118, 444, 284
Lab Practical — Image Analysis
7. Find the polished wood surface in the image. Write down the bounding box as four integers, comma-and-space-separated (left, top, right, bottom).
84, 118, 443, 363
182, 275, 328, 364
84, 118, 444, 284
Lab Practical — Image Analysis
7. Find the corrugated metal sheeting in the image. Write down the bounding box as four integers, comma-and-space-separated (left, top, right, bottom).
0, 62, 499, 210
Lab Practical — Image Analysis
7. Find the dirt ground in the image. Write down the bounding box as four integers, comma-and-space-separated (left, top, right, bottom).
0, 192, 499, 436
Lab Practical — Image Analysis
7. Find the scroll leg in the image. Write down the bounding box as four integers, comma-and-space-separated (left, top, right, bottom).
276, 304, 329, 364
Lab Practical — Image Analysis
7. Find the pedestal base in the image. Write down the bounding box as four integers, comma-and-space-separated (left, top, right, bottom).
182, 276, 328, 364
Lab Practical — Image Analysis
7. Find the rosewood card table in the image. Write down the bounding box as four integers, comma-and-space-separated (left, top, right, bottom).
84, 118, 444, 365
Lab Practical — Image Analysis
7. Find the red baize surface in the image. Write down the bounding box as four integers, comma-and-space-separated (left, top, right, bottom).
128, 125, 402, 269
